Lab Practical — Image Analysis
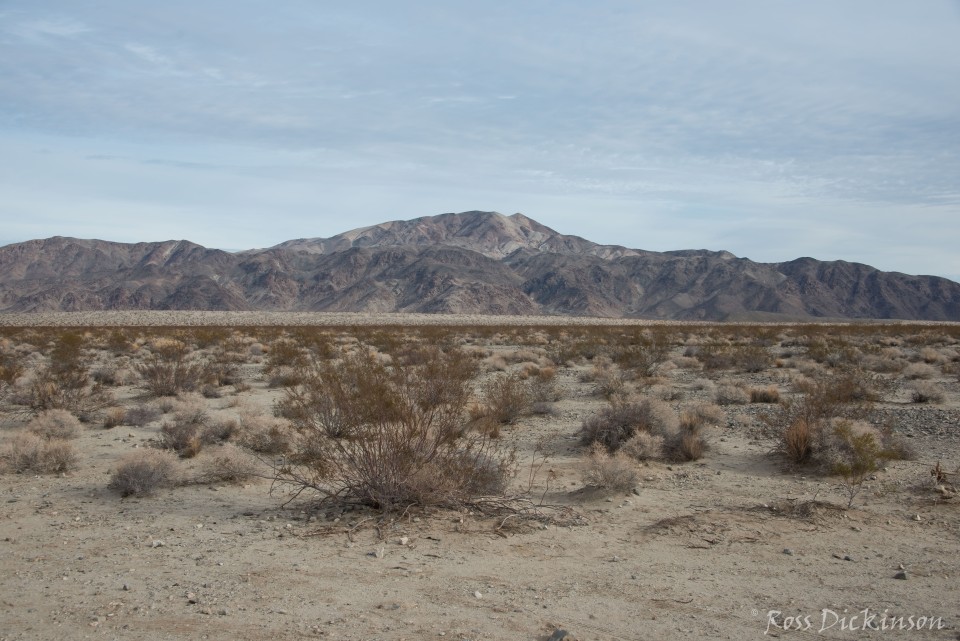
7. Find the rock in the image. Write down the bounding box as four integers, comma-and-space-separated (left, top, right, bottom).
399, 536, 409, 546
218, 608, 228, 616
186, 592, 198, 604
151, 540, 165, 548
843, 555, 855, 562
913, 514, 922, 521
549, 630, 572, 641
474, 591, 483, 599
894, 571, 908, 580
122, 584, 130, 591
783, 548, 795, 556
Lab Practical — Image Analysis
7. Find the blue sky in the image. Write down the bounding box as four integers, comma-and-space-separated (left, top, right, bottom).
2, 1, 959, 281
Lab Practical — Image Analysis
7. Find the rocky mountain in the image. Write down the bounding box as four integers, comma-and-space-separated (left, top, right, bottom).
2, 211, 959, 320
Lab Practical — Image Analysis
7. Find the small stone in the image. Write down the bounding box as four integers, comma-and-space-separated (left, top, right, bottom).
474, 591, 483, 599
122, 584, 130, 591
151, 540, 165, 548
632, 488, 641, 496
893, 571, 908, 580
399, 536, 409, 545
186, 592, 198, 604
548, 630, 571, 641
843, 555, 855, 562
898, 563, 905, 570
783, 548, 795, 556
913, 514, 922, 522
218, 608, 228, 616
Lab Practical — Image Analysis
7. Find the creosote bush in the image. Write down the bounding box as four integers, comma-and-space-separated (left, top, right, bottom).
580, 399, 677, 454
137, 339, 205, 396
109, 450, 179, 497
274, 348, 513, 510
470, 372, 531, 429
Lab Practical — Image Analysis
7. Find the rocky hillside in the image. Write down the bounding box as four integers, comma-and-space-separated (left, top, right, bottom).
1, 211, 958, 320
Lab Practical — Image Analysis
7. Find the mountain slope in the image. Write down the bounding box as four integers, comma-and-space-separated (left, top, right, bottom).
1, 212, 958, 320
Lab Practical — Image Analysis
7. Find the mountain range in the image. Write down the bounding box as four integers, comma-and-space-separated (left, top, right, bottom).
1, 211, 958, 321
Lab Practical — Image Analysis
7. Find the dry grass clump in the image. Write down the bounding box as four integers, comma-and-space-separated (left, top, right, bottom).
102, 406, 127, 429
197, 444, 259, 484
108, 449, 179, 497
715, 382, 750, 405
26, 409, 81, 440
902, 362, 938, 380
1, 432, 78, 474
908, 381, 944, 404
582, 442, 638, 491
749, 386, 780, 404
159, 420, 203, 458
663, 426, 708, 462
679, 403, 724, 430
620, 431, 665, 461
527, 366, 560, 403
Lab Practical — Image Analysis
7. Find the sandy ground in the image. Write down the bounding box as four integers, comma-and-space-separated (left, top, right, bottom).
1, 320, 958, 641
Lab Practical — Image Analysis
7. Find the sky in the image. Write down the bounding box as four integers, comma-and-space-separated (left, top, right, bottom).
2, 1, 959, 281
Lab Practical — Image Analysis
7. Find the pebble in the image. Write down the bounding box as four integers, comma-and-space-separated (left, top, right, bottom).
186, 592, 198, 604
783, 548, 795, 556
474, 591, 483, 599
893, 571, 908, 580
151, 540, 165, 548
549, 630, 572, 641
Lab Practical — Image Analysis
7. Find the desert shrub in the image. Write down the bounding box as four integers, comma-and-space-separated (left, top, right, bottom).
715, 383, 749, 405
908, 381, 944, 404
200, 383, 221, 399
580, 399, 677, 453
698, 343, 773, 372
580, 359, 628, 399
471, 373, 531, 427
782, 418, 815, 463
620, 431, 665, 461
528, 366, 560, 403
264, 338, 308, 372
680, 403, 724, 430
102, 406, 127, 429
903, 362, 937, 380
611, 330, 671, 377
1, 432, 77, 474
26, 409, 81, 440
749, 386, 780, 404
137, 339, 205, 396
108, 450, 179, 497
91, 366, 118, 386
235, 410, 292, 454
125, 405, 161, 427
200, 419, 238, 445
0, 350, 24, 398
159, 421, 203, 458
274, 348, 511, 510
663, 426, 708, 462
582, 442, 638, 491
266, 366, 304, 388
827, 419, 891, 508
197, 444, 258, 484
17, 364, 113, 420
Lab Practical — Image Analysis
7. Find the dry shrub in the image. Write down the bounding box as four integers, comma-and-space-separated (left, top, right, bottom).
236, 413, 292, 454
581, 359, 627, 399
102, 406, 127, 429
198, 444, 259, 484
159, 421, 202, 458
671, 356, 702, 370
274, 348, 512, 510
109, 449, 179, 497
1, 432, 77, 474
125, 405, 161, 427
582, 442, 638, 490
200, 419, 238, 445
749, 386, 780, 404
580, 399, 677, 452
267, 366, 303, 388
715, 383, 749, 405
664, 428, 708, 462
27, 409, 81, 440
620, 431, 665, 461
16, 364, 113, 421
528, 366, 560, 403
908, 381, 944, 404
783, 418, 814, 463
680, 403, 724, 430
903, 363, 937, 380
919, 347, 944, 364
471, 372, 531, 426
137, 339, 205, 396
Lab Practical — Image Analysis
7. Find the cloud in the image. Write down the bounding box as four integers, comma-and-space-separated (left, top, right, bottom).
0, 1, 958, 281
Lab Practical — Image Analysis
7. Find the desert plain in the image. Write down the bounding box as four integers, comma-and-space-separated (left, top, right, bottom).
0, 313, 958, 641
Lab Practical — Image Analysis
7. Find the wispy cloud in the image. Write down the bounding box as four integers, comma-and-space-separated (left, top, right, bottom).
1, 1, 958, 281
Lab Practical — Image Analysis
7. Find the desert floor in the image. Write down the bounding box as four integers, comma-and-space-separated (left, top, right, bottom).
1, 315, 958, 641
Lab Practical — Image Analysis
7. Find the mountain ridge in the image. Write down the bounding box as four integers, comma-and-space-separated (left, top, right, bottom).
1, 211, 958, 321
